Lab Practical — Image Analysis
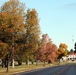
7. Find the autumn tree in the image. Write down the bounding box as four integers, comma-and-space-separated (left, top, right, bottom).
25, 9, 41, 64
36, 34, 57, 66
36, 34, 50, 65
0, 0, 41, 67
0, 0, 25, 68
46, 43, 58, 63
57, 43, 68, 60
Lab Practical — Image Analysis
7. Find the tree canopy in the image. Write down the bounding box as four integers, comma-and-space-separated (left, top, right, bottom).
57, 43, 68, 59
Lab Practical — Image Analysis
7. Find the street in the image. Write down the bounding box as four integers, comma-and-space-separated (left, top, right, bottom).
13, 63, 76, 75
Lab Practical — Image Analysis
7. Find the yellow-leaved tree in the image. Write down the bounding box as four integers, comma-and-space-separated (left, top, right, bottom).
25, 9, 41, 64
57, 43, 68, 59
0, 0, 26, 68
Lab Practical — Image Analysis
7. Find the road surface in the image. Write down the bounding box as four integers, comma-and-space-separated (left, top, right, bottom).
13, 63, 76, 75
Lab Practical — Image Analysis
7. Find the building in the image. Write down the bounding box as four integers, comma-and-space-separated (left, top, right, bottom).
68, 53, 76, 61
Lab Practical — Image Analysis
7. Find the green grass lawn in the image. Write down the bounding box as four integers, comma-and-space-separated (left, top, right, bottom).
0, 61, 71, 75
0, 62, 51, 75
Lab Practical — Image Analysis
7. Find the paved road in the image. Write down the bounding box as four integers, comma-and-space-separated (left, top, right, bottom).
13, 63, 76, 75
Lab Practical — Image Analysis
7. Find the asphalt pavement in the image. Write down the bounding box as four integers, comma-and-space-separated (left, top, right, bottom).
13, 63, 76, 75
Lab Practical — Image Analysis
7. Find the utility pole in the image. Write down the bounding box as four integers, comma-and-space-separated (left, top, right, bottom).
72, 35, 74, 60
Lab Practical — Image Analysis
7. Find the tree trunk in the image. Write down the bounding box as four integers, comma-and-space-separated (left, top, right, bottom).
2, 59, 4, 68
43, 61, 45, 66
6, 54, 9, 72
27, 59, 29, 66
31, 61, 34, 64
36, 60, 39, 66
18, 61, 22, 65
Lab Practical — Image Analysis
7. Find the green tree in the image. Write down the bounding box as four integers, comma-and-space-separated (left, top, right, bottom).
74, 43, 76, 53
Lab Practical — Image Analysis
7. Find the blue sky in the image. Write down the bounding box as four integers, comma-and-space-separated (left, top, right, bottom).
0, 0, 76, 50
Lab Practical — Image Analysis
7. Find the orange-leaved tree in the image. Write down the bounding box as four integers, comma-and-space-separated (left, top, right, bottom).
0, 0, 26, 67
36, 34, 58, 66
24, 9, 41, 63
57, 43, 68, 60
